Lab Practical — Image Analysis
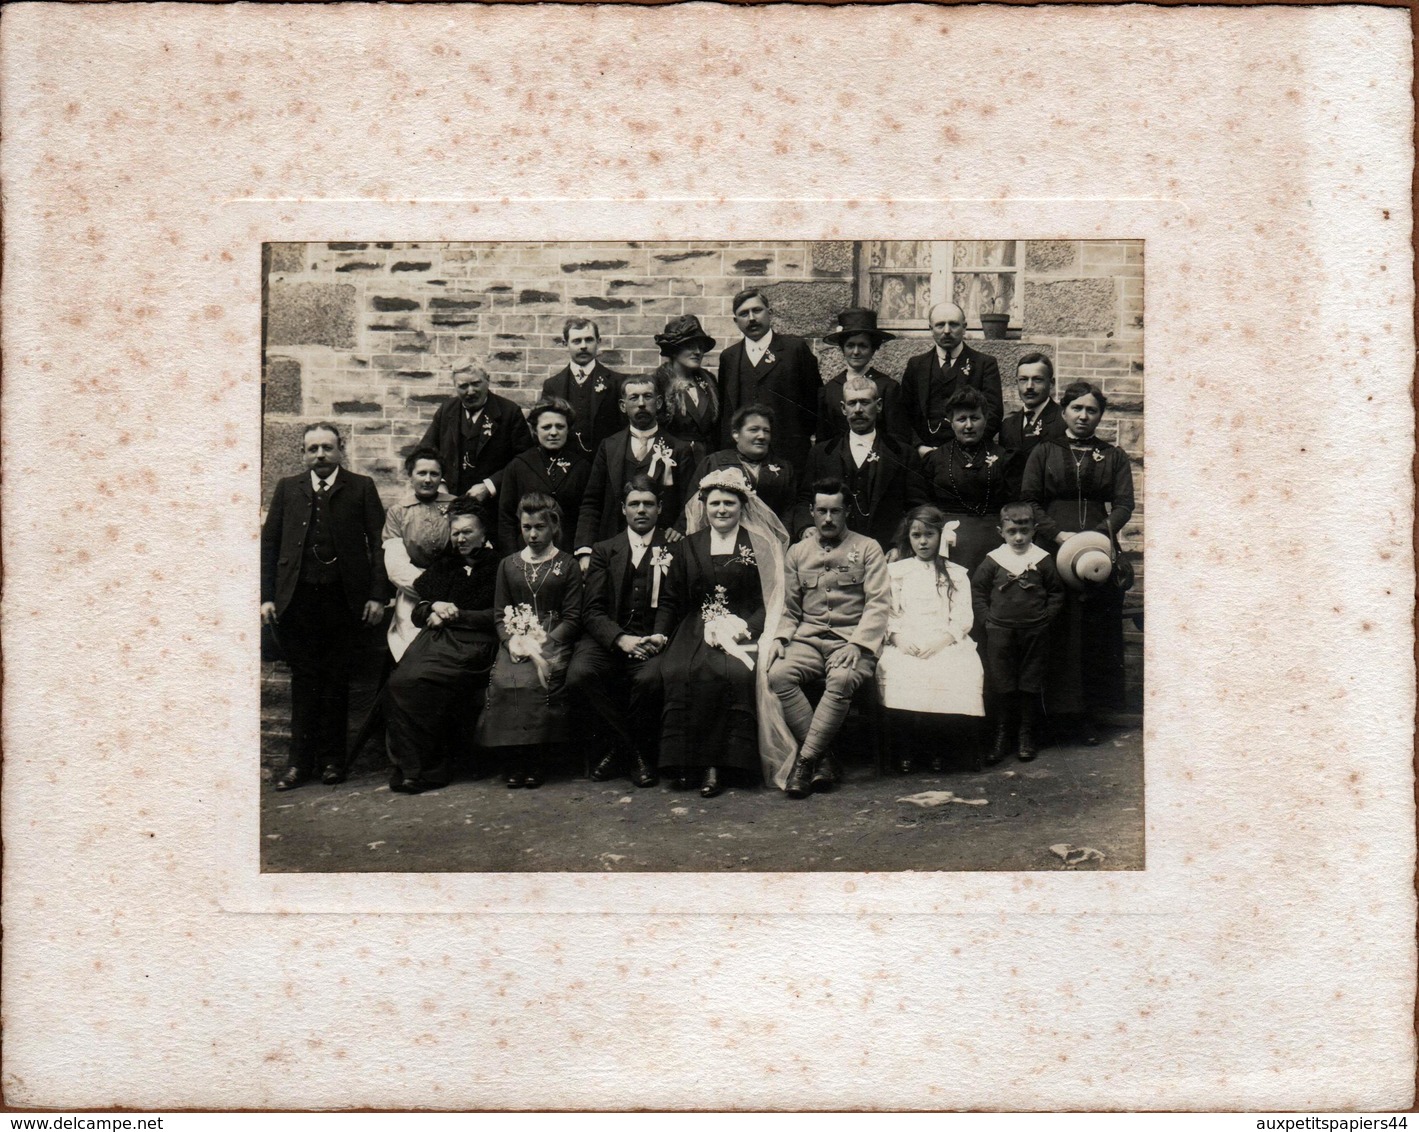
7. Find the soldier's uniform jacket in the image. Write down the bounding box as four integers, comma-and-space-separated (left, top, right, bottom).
777, 529, 891, 655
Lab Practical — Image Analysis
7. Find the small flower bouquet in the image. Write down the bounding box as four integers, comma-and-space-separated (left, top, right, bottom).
731, 544, 757, 568
984, 452, 999, 467
481, 417, 495, 438
648, 437, 678, 484
594, 378, 607, 394
864, 450, 881, 464
504, 601, 552, 688
701, 584, 754, 671
550, 457, 572, 474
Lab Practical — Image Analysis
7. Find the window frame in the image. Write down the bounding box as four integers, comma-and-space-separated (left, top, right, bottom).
857, 240, 1023, 334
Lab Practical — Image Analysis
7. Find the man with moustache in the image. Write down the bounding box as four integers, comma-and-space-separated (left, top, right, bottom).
687, 404, 797, 526
540, 317, 625, 459
418, 359, 534, 502
767, 479, 892, 798
900, 301, 1004, 454
794, 375, 926, 550
998, 353, 1066, 458
574, 375, 695, 565
567, 476, 672, 789
261, 423, 387, 790
717, 287, 821, 471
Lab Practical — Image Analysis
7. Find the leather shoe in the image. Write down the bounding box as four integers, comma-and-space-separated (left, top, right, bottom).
401, 778, 445, 795
389, 768, 410, 794
321, 764, 344, 785
274, 767, 308, 792
522, 766, 544, 789
700, 767, 722, 798
811, 752, 841, 793
505, 771, 525, 789
927, 755, 945, 773
631, 754, 659, 789
785, 755, 815, 799
589, 753, 619, 782
896, 757, 914, 775
987, 717, 1012, 766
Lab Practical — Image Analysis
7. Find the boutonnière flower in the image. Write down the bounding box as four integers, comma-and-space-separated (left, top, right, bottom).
594, 378, 607, 394
863, 450, 881, 464
1091, 449, 1105, 463
762, 349, 777, 366
961, 359, 971, 376
481, 417, 495, 437
766, 463, 782, 475
984, 452, 1000, 467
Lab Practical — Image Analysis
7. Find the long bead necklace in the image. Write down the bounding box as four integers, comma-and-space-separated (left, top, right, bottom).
944, 441, 994, 516
1068, 435, 1097, 531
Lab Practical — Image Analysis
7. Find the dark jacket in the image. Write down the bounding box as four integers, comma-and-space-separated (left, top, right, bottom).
793, 432, 927, 550
496, 446, 592, 555
717, 332, 822, 470
417, 391, 534, 497
410, 545, 500, 636
260, 469, 387, 618
689, 448, 797, 528
999, 399, 1067, 457
582, 527, 671, 651
574, 428, 697, 552
541, 362, 626, 459
900, 344, 1004, 448
817, 367, 909, 446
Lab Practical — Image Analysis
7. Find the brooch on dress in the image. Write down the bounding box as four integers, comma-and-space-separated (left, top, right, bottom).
1092, 449, 1105, 463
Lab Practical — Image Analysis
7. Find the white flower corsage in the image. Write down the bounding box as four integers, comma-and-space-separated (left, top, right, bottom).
594, 379, 607, 394
481, 418, 495, 438
961, 360, 971, 376
701, 584, 754, 671
649, 546, 673, 607
864, 450, 881, 464
648, 437, 678, 484
762, 349, 777, 366
847, 549, 861, 566
1030, 420, 1043, 437
1092, 449, 1105, 463
766, 463, 782, 475
550, 457, 571, 473
732, 545, 757, 568
984, 452, 1000, 467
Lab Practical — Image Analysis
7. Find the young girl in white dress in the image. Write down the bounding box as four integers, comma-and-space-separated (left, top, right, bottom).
877, 504, 986, 773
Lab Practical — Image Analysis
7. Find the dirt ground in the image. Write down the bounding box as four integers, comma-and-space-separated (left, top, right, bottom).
260, 721, 1143, 873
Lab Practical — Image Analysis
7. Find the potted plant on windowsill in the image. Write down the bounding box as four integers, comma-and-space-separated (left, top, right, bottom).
979, 299, 1010, 340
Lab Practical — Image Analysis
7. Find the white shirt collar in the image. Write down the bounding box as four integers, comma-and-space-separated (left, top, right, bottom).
1023, 400, 1050, 424
310, 468, 339, 491
848, 430, 877, 463
628, 423, 659, 440
988, 543, 1049, 575
464, 403, 485, 420
744, 329, 775, 364
571, 362, 595, 382
709, 525, 741, 555
627, 528, 654, 552
937, 343, 962, 366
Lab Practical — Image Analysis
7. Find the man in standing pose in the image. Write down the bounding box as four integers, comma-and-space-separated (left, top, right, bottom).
261, 423, 387, 790
998, 352, 1066, 457
900, 301, 1004, 453
418, 359, 533, 505
767, 479, 892, 798
541, 317, 626, 459
717, 287, 822, 471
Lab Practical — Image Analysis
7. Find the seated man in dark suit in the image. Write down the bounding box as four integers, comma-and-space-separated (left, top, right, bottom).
540, 317, 625, 459
260, 423, 387, 791
688, 403, 797, 526
717, 287, 822, 472
793, 375, 926, 550
900, 302, 1004, 455
567, 476, 671, 788
418, 358, 534, 503
574, 375, 694, 567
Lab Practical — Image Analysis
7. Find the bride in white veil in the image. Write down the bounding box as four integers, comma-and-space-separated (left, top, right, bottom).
682, 467, 798, 788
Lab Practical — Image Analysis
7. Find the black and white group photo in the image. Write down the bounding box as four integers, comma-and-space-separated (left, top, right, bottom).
259, 240, 1144, 872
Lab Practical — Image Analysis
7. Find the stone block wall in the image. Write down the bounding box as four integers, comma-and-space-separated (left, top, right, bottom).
262, 239, 1144, 710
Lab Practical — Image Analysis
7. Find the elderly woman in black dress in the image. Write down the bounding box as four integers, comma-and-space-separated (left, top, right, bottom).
653, 314, 720, 460
475, 492, 583, 788
1020, 380, 1135, 745
383, 498, 501, 794
497, 397, 591, 554
653, 467, 793, 797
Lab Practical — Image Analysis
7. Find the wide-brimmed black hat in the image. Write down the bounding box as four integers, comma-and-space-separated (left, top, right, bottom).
824, 307, 896, 348
654, 314, 716, 357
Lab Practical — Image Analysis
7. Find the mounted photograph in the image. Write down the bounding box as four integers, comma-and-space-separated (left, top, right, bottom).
259, 239, 1145, 873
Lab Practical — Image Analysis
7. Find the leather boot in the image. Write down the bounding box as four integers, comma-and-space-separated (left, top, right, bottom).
785, 755, 816, 799
589, 752, 619, 782
630, 751, 658, 788
811, 751, 842, 793
1017, 694, 1040, 762
987, 706, 1013, 766
700, 766, 722, 798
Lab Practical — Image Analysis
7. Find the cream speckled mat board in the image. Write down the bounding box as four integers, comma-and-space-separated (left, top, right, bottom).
2, 3, 1412, 1111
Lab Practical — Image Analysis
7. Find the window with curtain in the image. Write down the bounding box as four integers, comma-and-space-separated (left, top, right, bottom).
858, 240, 1022, 332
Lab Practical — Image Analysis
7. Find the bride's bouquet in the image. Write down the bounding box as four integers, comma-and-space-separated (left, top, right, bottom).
701, 585, 755, 671
504, 602, 552, 688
